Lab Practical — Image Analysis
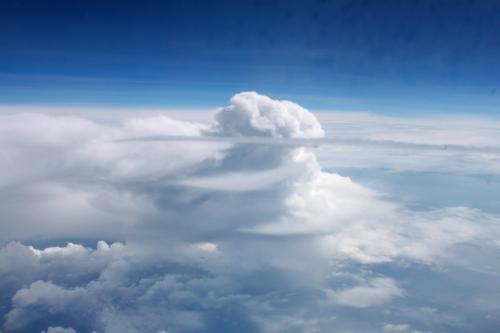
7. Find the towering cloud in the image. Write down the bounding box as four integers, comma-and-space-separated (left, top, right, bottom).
0, 93, 499, 332
212, 91, 325, 138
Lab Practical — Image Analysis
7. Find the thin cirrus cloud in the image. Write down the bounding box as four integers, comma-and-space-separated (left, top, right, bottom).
0, 92, 499, 332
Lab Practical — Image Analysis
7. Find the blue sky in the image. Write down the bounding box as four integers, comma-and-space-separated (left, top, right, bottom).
1, 0, 500, 115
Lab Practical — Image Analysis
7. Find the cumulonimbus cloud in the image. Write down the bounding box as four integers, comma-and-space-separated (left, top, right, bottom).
0, 92, 499, 332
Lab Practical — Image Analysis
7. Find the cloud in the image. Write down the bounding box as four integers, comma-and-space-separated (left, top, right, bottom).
41, 327, 77, 333
176, 164, 302, 192
212, 91, 325, 138
315, 111, 500, 174
382, 323, 412, 333
324, 278, 403, 308
4, 281, 91, 332
0, 92, 499, 332
116, 134, 500, 155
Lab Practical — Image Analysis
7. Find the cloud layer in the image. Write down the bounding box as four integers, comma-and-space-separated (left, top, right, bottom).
1, 93, 499, 333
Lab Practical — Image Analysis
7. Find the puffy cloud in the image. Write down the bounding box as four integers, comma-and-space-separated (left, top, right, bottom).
0, 92, 499, 332
4, 281, 91, 332
212, 91, 325, 138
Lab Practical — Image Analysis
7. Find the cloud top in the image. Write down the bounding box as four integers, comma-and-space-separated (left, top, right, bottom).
213, 92, 325, 138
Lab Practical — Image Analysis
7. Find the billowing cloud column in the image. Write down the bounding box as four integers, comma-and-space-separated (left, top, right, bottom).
0, 93, 499, 333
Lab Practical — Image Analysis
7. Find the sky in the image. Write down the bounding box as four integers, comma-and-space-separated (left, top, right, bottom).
1, 0, 500, 114
1, 2, 500, 333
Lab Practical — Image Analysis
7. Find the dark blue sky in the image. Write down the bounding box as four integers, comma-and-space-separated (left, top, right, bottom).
1, 0, 499, 115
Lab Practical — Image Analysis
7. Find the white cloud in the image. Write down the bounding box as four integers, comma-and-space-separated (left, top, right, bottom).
192, 242, 218, 253
382, 323, 410, 333
176, 164, 302, 192
315, 111, 500, 174
41, 327, 77, 333
324, 278, 403, 308
0, 92, 499, 332
212, 91, 325, 138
